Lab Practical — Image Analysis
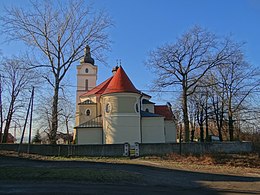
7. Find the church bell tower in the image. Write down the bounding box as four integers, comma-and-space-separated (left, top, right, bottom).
76, 45, 97, 113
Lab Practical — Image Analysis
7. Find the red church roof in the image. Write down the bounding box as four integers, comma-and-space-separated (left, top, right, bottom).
154, 105, 174, 120
80, 66, 140, 97
80, 77, 113, 97
103, 66, 140, 95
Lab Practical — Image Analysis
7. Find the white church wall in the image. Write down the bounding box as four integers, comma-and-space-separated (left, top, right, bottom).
78, 63, 97, 75
103, 115, 141, 145
77, 104, 97, 126
76, 63, 97, 107
164, 120, 177, 143
102, 93, 141, 145
141, 117, 165, 143
77, 128, 102, 144
76, 62, 98, 130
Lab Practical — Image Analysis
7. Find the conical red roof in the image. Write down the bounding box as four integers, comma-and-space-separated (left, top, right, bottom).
103, 66, 140, 95
80, 66, 140, 97
80, 77, 113, 97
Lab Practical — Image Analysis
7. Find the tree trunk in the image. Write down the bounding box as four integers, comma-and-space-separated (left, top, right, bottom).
228, 97, 234, 141
205, 110, 209, 141
219, 105, 224, 142
50, 79, 60, 144
182, 86, 190, 142
66, 118, 70, 145
199, 109, 204, 142
2, 101, 14, 143
205, 94, 209, 142
216, 112, 223, 142
191, 128, 195, 142
213, 96, 223, 142
228, 114, 234, 141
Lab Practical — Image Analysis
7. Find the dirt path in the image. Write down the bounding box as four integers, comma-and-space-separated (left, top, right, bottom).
0, 156, 260, 194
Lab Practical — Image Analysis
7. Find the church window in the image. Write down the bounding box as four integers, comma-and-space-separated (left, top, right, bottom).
105, 103, 111, 113
85, 79, 88, 91
135, 103, 139, 113
145, 108, 149, 112
85, 109, 91, 116
85, 68, 89, 73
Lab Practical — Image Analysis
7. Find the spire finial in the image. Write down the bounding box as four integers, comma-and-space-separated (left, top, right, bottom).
80, 45, 95, 65
112, 59, 120, 75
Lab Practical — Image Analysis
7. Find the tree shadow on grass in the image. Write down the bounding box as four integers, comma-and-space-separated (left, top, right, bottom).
0, 155, 260, 195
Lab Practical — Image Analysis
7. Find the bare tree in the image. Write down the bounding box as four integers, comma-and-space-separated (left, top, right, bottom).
59, 96, 74, 144
35, 91, 74, 144
216, 49, 260, 141
209, 75, 225, 141
188, 86, 209, 142
1, 0, 112, 144
146, 26, 235, 142
0, 58, 37, 143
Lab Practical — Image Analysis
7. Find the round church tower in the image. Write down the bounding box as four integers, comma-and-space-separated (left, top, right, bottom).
101, 66, 141, 145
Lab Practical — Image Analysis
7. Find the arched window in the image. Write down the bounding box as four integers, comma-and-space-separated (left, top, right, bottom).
105, 103, 111, 113
145, 108, 149, 112
85, 68, 89, 73
135, 103, 139, 113
85, 79, 88, 91
85, 109, 91, 116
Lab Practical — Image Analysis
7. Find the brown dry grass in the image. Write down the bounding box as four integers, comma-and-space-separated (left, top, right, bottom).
1, 150, 259, 170
159, 153, 260, 168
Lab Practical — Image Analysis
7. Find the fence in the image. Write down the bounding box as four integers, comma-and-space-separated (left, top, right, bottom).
137, 141, 253, 156
0, 143, 128, 157
0, 141, 253, 157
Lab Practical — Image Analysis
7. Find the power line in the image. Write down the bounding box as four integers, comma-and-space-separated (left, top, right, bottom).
65, 84, 260, 93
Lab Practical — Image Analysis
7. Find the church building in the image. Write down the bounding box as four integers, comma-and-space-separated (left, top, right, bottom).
74, 46, 176, 145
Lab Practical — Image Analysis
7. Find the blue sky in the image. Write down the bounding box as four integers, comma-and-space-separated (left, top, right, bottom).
1, 0, 260, 104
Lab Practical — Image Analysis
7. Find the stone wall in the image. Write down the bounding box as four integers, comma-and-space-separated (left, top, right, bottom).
0, 143, 126, 157
138, 142, 253, 156
0, 142, 253, 157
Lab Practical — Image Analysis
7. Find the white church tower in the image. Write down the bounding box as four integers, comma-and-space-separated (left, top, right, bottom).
75, 45, 97, 126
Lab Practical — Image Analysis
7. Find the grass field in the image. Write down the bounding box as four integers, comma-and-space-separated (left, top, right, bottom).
1, 150, 259, 176
0, 167, 141, 182
1, 150, 259, 195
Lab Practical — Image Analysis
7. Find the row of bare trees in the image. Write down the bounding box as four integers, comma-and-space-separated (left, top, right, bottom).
0, 0, 112, 144
0, 58, 37, 143
147, 26, 260, 142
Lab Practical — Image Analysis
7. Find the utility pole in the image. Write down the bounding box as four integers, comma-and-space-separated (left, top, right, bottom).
27, 87, 34, 153
18, 87, 33, 155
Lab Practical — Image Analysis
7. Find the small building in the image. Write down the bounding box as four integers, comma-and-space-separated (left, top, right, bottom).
74, 46, 177, 145
0, 133, 17, 143
40, 131, 73, 144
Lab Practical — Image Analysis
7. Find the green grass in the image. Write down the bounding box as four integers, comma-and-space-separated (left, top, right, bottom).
0, 167, 142, 183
